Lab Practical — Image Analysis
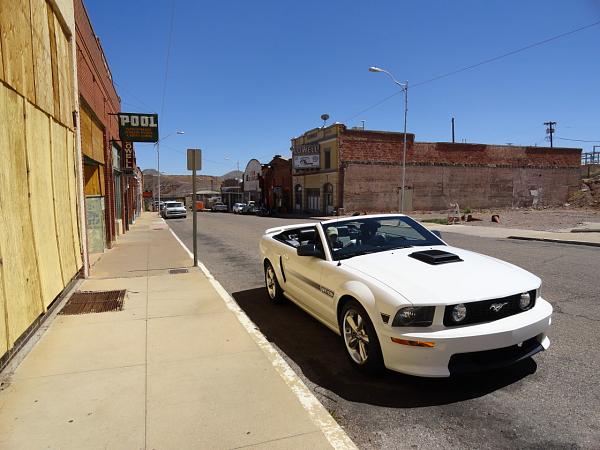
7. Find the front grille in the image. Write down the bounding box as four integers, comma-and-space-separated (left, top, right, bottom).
443, 290, 536, 327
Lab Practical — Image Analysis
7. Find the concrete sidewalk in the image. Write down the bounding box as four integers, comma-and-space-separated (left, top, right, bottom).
423, 222, 600, 246
0, 213, 355, 450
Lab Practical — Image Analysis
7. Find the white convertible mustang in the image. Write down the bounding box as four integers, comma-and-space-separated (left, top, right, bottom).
259, 214, 552, 377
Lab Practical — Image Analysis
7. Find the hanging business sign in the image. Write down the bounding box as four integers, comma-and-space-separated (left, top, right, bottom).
122, 141, 135, 173
292, 143, 320, 169
118, 112, 159, 142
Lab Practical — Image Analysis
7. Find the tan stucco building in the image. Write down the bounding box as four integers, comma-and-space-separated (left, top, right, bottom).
291, 124, 343, 214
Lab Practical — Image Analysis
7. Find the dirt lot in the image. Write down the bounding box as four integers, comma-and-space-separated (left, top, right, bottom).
412, 207, 600, 232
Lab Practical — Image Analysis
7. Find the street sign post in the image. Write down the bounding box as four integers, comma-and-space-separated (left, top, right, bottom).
187, 148, 202, 266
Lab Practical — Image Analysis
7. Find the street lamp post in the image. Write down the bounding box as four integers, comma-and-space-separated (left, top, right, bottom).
155, 130, 185, 214
369, 66, 408, 213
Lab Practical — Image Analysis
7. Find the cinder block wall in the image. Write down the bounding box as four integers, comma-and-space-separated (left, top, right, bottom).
340, 133, 581, 212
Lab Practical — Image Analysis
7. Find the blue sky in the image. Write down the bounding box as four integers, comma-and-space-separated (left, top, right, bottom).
86, 0, 600, 175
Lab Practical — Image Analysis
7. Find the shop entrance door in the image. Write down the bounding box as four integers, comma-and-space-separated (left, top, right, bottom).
306, 188, 320, 213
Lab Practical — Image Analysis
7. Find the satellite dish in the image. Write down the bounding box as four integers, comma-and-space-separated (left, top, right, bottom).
321, 114, 330, 121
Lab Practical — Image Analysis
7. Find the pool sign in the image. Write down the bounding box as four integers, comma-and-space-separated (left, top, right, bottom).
118, 113, 159, 142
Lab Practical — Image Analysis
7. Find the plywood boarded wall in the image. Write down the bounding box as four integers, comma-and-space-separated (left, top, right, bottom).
0, 1, 82, 354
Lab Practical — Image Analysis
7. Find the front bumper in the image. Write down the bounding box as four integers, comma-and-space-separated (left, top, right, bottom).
380, 297, 552, 377
165, 212, 187, 218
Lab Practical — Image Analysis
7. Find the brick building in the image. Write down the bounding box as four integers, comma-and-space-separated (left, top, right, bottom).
75, 0, 137, 253
292, 124, 582, 214
261, 156, 292, 213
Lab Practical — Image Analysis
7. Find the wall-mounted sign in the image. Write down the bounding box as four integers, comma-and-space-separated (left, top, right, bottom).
123, 141, 134, 173
292, 143, 320, 169
118, 113, 159, 142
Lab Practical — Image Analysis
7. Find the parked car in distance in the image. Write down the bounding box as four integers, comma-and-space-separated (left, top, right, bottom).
162, 201, 187, 219
211, 202, 228, 212
242, 201, 257, 214
259, 214, 552, 377
232, 203, 246, 214
153, 201, 165, 212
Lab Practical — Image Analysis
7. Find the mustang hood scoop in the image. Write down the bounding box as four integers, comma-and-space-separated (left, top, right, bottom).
408, 249, 463, 265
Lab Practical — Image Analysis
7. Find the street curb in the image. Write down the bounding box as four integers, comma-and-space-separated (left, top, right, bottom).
508, 236, 600, 247
167, 226, 358, 450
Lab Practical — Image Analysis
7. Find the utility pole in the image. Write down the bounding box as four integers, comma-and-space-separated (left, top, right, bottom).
451, 117, 455, 143
544, 121, 556, 148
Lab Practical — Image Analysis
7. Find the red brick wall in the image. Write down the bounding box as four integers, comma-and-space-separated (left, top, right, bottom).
339, 129, 582, 211
343, 163, 581, 212
339, 129, 415, 164
412, 142, 581, 168
340, 130, 580, 168
75, 0, 121, 246
262, 157, 293, 212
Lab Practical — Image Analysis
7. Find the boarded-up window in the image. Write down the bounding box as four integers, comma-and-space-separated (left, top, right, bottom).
84, 163, 103, 196
0, 0, 82, 360
92, 118, 105, 163
80, 106, 105, 164
31, 0, 54, 114
0, 1, 36, 102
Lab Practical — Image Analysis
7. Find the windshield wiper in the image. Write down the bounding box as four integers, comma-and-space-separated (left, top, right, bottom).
335, 247, 390, 260
388, 244, 413, 250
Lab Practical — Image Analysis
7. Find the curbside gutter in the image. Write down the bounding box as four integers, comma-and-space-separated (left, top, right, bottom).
507, 236, 600, 247
167, 226, 358, 450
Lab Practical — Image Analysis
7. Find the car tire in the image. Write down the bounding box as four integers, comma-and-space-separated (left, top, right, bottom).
340, 299, 384, 374
264, 261, 285, 304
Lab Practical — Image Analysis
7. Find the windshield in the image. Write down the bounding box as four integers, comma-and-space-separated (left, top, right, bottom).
167, 202, 183, 208
322, 216, 444, 261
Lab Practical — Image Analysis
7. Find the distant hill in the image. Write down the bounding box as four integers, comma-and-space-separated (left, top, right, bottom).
222, 170, 243, 180
142, 171, 222, 196
141, 167, 248, 196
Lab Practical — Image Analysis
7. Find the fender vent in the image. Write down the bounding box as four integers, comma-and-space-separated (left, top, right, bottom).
409, 250, 463, 265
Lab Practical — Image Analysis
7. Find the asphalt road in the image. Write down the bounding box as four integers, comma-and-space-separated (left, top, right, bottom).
167, 212, 600, 450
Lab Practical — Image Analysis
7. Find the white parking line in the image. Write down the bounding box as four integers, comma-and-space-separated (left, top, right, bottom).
167, 226, 357, 450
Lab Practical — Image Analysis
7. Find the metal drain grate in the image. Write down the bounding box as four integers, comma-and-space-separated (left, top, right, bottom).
169, 268, 189, 274
60, 290, 126, 315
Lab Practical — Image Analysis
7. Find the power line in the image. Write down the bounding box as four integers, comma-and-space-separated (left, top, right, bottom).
343, 19, 600, 123
114, 81, 157, 112
557, 137, 600, 143
160, 1, 176, 118
411, 20, 600, 89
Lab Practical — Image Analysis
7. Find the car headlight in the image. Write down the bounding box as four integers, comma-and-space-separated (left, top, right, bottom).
451, 303, 467, 323
519, 292, 532, 310
392, 306, 435, 327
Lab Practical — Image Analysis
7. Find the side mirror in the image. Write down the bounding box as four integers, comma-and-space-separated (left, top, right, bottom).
431, 230, 442, 239
297, 243, 323, 258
